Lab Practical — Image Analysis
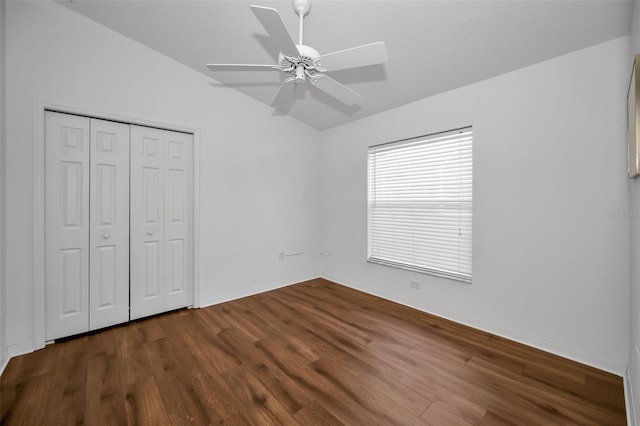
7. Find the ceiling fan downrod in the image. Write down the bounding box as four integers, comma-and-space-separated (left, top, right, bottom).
289, 0, 313, 81
293, 0, 311, 45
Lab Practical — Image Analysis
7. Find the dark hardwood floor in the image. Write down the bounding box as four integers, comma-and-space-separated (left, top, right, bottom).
0, 279, 626, 425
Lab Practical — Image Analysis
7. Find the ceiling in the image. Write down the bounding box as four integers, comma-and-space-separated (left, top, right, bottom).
61, 0, 632, 131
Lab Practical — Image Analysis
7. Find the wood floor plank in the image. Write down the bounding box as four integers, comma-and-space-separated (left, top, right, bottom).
134, 313, 167, 343
179, 310, 243, 374
480, 411, 517, 426
0, 278, 626, 425
402, 345, 583, 425
0, 373, 52, 425
422, 402, 474, 426
87, 328, 117, 359
330, 337, 488, 425
247, 349, 316, 414
466, 355, 626, 425
46, 337, 89, 425
114, 325, 155, 387
162, 316, 252, 423
0, 343, 61, 423
310, 355, 431, 424
85, 353, 127, 425
123, 377, 172, 425
292, 400, 344, 425
221, 299, 269, 342
217, 328, 316, 415
254, 335, 382, 425
221, 365, 298, 425
197, 303, 233, 332
314, 349, 432, 418
143, 338, 216, 425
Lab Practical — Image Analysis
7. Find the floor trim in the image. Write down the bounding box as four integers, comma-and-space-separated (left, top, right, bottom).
0, 356, 8, 377
199, 275, 320, 308
625, 369, 637, 426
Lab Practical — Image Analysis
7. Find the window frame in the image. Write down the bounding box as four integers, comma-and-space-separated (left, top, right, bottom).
367, 127, 473, 283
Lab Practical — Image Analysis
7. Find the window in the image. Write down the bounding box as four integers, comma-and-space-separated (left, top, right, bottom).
367, 127, 473, 282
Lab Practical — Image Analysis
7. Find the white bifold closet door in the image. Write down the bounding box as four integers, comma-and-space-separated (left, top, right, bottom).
129, 125, 193, 320
89, 119, 130, 330
45, 111, 130, 340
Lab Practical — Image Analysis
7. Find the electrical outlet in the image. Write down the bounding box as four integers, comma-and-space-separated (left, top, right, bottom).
409, 281, 421, 289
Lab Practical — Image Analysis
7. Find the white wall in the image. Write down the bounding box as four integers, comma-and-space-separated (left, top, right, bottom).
0, 0, 8, 373
318, 37, 630, 374
628, 1, 640, 423
5, 1, 321, 355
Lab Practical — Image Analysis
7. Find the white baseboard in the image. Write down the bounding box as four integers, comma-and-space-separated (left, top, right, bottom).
320, 274, 625, 377
199, 275, 320, 308
626, 369, 637, 426
1, 339, 35, 377
8, 339, 34, 358
0, 355, 8, 377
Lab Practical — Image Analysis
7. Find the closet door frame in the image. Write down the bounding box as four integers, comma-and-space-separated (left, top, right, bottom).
33, 102, 201, 349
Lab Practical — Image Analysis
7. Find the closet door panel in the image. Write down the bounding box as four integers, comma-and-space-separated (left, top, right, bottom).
164, 131, 193, 310
89, 118, 130, 330
45, 111, 90, 340
130, 125, 165, 320
142, 240, 161, 297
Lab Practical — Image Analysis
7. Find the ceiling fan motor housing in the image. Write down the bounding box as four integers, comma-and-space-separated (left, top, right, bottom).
279, 44, 322, 80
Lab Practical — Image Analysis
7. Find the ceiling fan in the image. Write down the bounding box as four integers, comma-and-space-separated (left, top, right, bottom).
206, 0, 388, 110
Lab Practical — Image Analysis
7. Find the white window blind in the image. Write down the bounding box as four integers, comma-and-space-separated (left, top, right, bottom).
367, 127, 473, 282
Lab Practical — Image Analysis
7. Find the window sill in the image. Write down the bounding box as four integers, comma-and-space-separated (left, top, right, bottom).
367, 258, 472, 284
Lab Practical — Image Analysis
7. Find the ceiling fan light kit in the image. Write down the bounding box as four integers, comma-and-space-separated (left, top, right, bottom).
206, 0, 388, 110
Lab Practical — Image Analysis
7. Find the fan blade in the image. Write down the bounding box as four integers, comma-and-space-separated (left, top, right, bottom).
271, 78, 297, 110
250, 5, 299, 59
311, 75, 361, 106
207, 64, 278, 72
318, 42, 388, 72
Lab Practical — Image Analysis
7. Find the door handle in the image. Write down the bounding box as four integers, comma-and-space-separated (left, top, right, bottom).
147, 230, 154, 236
102, 233, 110, 240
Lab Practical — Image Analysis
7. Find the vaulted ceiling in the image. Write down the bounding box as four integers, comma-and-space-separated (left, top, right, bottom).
62, 0, 632, 130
